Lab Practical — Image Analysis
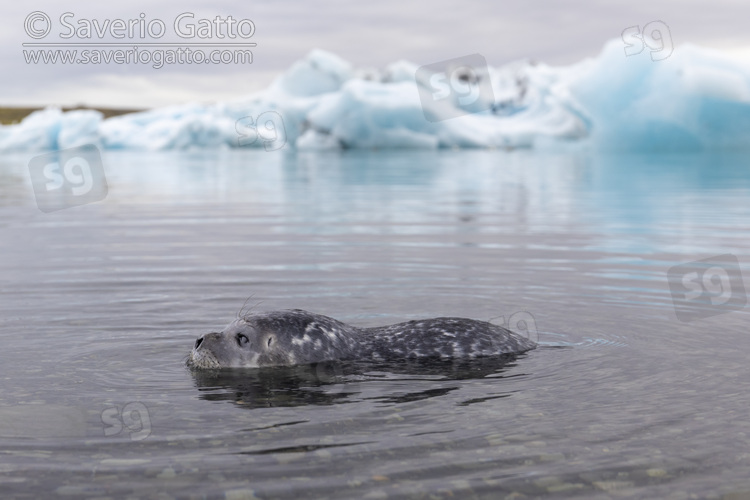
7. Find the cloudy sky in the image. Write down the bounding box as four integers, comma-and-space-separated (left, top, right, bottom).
3, 0, 749, 108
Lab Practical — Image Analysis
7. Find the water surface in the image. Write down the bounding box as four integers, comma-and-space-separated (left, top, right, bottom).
0, 149, 749, 498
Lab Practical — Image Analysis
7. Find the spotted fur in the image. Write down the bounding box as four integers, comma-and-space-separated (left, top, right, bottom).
187, 309, 536, 369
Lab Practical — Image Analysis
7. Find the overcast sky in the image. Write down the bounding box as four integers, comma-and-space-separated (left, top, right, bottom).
3, 0, 750, 108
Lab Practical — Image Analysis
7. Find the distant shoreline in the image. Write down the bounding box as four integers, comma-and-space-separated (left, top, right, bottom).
0, 106, 145, 125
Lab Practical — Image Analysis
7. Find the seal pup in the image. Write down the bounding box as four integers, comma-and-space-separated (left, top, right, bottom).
187, 309, 536, 369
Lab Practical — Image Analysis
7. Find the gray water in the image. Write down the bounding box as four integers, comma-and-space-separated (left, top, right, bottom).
1, 149, 749, 499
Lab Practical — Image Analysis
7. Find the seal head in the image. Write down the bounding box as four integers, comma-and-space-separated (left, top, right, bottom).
188, 309, 359, 369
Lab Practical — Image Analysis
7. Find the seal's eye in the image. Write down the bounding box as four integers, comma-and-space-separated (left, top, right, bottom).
266, 336, 273, 348
236, 333, 249, 346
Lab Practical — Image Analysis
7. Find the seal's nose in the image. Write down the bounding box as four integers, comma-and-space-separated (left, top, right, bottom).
194, 335, 204, 350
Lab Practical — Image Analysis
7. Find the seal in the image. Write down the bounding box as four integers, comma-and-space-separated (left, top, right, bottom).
186, 309, 536, 369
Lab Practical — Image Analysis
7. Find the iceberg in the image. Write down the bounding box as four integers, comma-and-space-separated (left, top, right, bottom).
3, 41, 750, 152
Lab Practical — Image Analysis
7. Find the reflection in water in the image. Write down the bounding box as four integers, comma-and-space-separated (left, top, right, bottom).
188, 355, 523, 409
4, 149, 748, 254
190, 361, 362, 408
